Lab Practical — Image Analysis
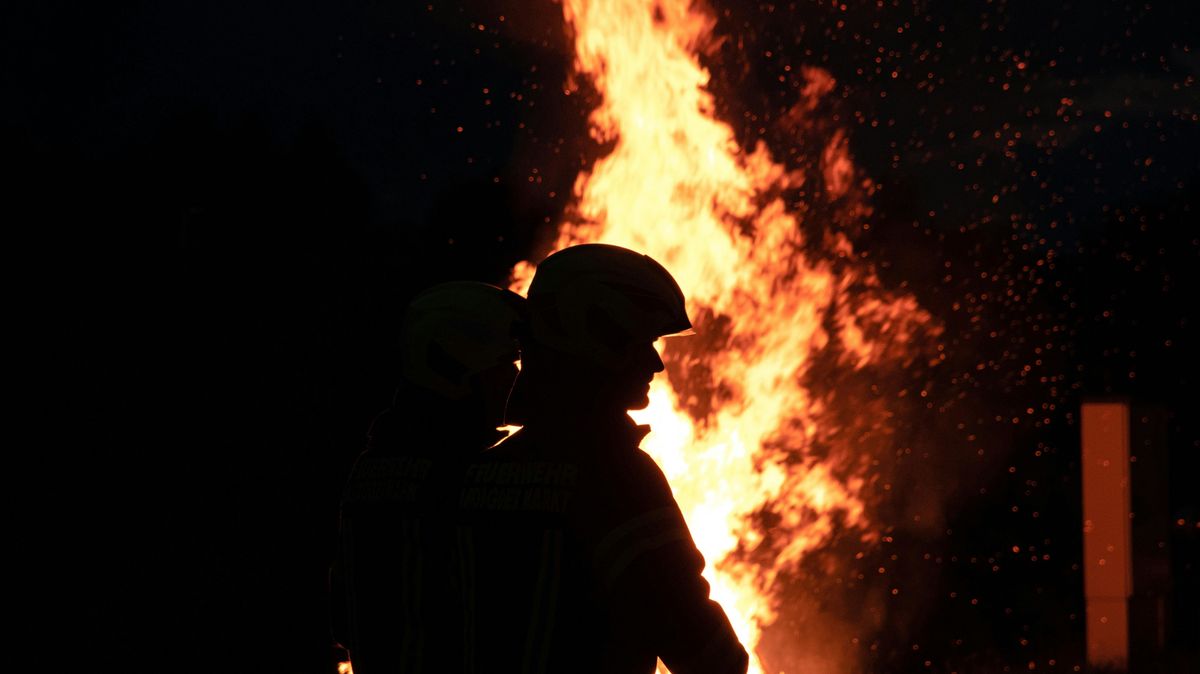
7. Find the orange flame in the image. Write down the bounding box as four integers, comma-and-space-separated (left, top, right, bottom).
512, 0, 938, 671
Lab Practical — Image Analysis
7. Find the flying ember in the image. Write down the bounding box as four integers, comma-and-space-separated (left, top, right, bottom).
511, 0, 940, 670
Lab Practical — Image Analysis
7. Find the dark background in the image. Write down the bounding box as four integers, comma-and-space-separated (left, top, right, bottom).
7, 1, 1197, 672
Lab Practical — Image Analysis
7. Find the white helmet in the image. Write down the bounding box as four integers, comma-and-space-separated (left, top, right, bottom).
401, 281, 526, 399
526, 244, 692, 367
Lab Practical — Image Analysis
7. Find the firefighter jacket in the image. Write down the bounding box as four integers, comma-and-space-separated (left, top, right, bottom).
456, 415, 749, 674
331, 407, 477, 674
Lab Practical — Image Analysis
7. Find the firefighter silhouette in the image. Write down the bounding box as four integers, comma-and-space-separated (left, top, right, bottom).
457, 244, 749, 673
331, 281, 526, 674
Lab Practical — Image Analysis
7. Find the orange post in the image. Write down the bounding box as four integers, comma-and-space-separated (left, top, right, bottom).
1081, 400, 1132, 669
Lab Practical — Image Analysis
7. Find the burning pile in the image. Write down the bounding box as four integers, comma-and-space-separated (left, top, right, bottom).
512, 0, 940, 670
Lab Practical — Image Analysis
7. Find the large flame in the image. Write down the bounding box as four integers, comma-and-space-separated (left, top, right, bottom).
512, 0, 938, 671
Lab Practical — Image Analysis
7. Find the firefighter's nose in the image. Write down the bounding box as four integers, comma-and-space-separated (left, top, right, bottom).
645, 341, 665, 374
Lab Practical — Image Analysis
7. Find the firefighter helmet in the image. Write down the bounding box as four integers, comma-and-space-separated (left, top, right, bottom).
526, 244, 692, 367
401, 281, 526, 399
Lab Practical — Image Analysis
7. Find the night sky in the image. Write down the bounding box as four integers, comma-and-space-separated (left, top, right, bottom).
8, 1, 1197, 672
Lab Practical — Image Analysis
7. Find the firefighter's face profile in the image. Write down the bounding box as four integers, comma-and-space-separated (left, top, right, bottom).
603, 338, 664, 411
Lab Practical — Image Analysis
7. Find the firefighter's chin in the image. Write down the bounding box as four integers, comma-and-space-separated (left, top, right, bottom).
625, 384, 652, 411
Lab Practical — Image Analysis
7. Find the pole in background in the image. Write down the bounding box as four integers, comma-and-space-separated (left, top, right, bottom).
1081, 399, 1172, 672
1082, 400, 1132, 669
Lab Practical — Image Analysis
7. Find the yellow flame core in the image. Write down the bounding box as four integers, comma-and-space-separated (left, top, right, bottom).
509, 0, 937, 670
